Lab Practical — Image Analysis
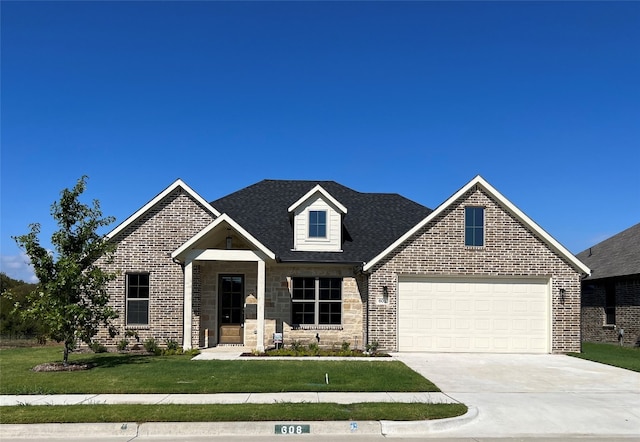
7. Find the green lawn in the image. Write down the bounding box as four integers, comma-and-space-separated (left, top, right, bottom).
0, 346, 466, 424
0, 346, 438, 394
569, 342, 640, 372
0, 403, 467, 424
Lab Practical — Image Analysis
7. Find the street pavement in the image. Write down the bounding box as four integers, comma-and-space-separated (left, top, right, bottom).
1, 350, 639, 439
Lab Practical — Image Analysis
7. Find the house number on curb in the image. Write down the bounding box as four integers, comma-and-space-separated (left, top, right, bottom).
275, 424, 310, 434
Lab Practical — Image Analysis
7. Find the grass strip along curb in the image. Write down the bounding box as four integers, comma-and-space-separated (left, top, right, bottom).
0, 403, 468, 424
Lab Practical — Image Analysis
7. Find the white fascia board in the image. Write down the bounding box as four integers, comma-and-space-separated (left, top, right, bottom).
171, 213, 276, 262
287, 184, 348, 214
363, 175, 591, 276
474, 176, 591, 276
106, 179, 221, 240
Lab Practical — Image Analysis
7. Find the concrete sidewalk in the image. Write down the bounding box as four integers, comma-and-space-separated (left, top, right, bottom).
0, 391, 457, 406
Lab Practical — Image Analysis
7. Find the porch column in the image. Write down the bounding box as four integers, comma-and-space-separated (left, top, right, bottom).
257, 259, 265, 352
182, 260, 193, 350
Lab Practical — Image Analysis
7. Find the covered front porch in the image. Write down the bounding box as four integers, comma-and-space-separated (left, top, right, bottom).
171, 214, 276, 352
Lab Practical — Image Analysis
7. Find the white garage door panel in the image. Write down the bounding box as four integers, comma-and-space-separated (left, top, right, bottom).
398, 278, 550, 353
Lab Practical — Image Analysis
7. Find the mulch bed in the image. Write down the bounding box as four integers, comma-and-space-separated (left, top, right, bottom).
31, 362, 95, 372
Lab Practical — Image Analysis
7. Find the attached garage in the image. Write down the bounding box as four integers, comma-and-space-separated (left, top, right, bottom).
398, 277, 551, 353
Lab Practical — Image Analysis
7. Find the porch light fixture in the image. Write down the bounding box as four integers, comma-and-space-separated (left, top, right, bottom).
559, 288, 566, 304
382, 286, 389, 304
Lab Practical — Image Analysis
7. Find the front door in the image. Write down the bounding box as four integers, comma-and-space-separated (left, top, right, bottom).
218, 275, 244, 344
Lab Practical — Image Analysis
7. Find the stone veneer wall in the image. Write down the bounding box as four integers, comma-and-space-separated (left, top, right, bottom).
96, 188, 215, 347
195, 261, 258, 348
367, 187, 584, 353
266, 265, 365, 349
582, 278, 640, 347
193, 263, 365, 350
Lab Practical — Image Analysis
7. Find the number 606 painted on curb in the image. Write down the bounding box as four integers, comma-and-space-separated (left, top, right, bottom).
275, 424, 310, 434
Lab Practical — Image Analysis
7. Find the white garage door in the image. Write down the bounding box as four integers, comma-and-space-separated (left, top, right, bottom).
398, 278, 550, 353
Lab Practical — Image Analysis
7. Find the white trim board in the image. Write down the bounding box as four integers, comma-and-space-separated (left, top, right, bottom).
363, 175, 591, 276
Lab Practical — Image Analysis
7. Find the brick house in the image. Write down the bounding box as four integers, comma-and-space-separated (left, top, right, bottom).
576, 223, 640, 347
98, 176, 589, 353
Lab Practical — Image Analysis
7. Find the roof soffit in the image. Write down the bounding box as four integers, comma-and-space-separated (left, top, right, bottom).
171, 213, 276, 262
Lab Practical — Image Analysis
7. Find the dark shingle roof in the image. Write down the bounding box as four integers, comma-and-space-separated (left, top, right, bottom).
211, 180, 432, 263
576, 222, 640, 280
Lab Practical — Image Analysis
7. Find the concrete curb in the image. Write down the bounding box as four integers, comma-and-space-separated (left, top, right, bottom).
0, 422, 138, 439
381, 406, 479, 435
0, 410, 476, 438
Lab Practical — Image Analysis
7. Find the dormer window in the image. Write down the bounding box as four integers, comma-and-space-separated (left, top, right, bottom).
288, 184, 347, 252
308, 210, 327, 238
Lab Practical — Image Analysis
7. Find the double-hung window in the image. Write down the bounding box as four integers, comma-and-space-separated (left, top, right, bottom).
308, 210, 327, 238
126, 273, 149, 325
465, 206, 484, 247
292, 277, 342, 325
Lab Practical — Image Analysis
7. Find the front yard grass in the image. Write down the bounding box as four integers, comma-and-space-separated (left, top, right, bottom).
569, 342, 640, 372
0, 346, 467, 424
0, 346, 438, 394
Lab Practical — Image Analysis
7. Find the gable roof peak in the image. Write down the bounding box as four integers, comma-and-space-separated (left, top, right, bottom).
287, 183, 348, 214
107, 178, 220, 240
363, 175, 590, 276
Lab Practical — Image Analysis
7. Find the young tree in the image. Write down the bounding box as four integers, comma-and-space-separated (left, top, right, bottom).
14, 176, 118, 364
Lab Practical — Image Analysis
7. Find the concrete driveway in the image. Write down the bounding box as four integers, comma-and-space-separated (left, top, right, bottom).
393, 352, 640, 438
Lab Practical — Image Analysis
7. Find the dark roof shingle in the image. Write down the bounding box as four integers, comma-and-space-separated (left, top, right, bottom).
576, 222, 640, 280
211, 180, 432, 263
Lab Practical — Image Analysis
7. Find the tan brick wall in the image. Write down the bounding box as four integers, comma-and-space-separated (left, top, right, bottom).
367, 187, 583, 353
96, 188, 215, 348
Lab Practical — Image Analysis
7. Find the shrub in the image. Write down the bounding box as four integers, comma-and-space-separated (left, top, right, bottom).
89, 342, 107, 353
366, 341, 379, 354
341, 341, 351, 352
165, 339, 179, 351
117, 340, 128, 351
290, 340, 304, 354
143, 338, 161, 355
308, 342, 319, 355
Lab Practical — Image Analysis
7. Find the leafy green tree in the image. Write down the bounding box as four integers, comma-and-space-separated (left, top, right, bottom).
0, 273, 40, 339
13, 176, 118, 364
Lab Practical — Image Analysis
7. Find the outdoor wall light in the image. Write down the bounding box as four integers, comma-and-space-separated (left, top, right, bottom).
382, 286, 389, 303
559, 288, 566, 304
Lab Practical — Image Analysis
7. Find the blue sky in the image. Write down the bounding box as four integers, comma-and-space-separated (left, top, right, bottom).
2, 1, 639, 283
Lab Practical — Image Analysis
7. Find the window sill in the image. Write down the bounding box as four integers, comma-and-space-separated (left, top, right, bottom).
291, 325, 343, 331
125, 325, 150, 330
602, 324, 616, 329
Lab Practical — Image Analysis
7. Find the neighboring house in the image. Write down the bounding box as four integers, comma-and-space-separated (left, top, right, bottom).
97, 176, 590, 354
576, 223, 640, 347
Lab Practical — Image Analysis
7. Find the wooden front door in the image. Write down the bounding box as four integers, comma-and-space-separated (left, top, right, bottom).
218, 275, 244, 344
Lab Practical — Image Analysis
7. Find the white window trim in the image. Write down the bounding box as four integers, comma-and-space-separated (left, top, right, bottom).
306, 209, 330, 241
